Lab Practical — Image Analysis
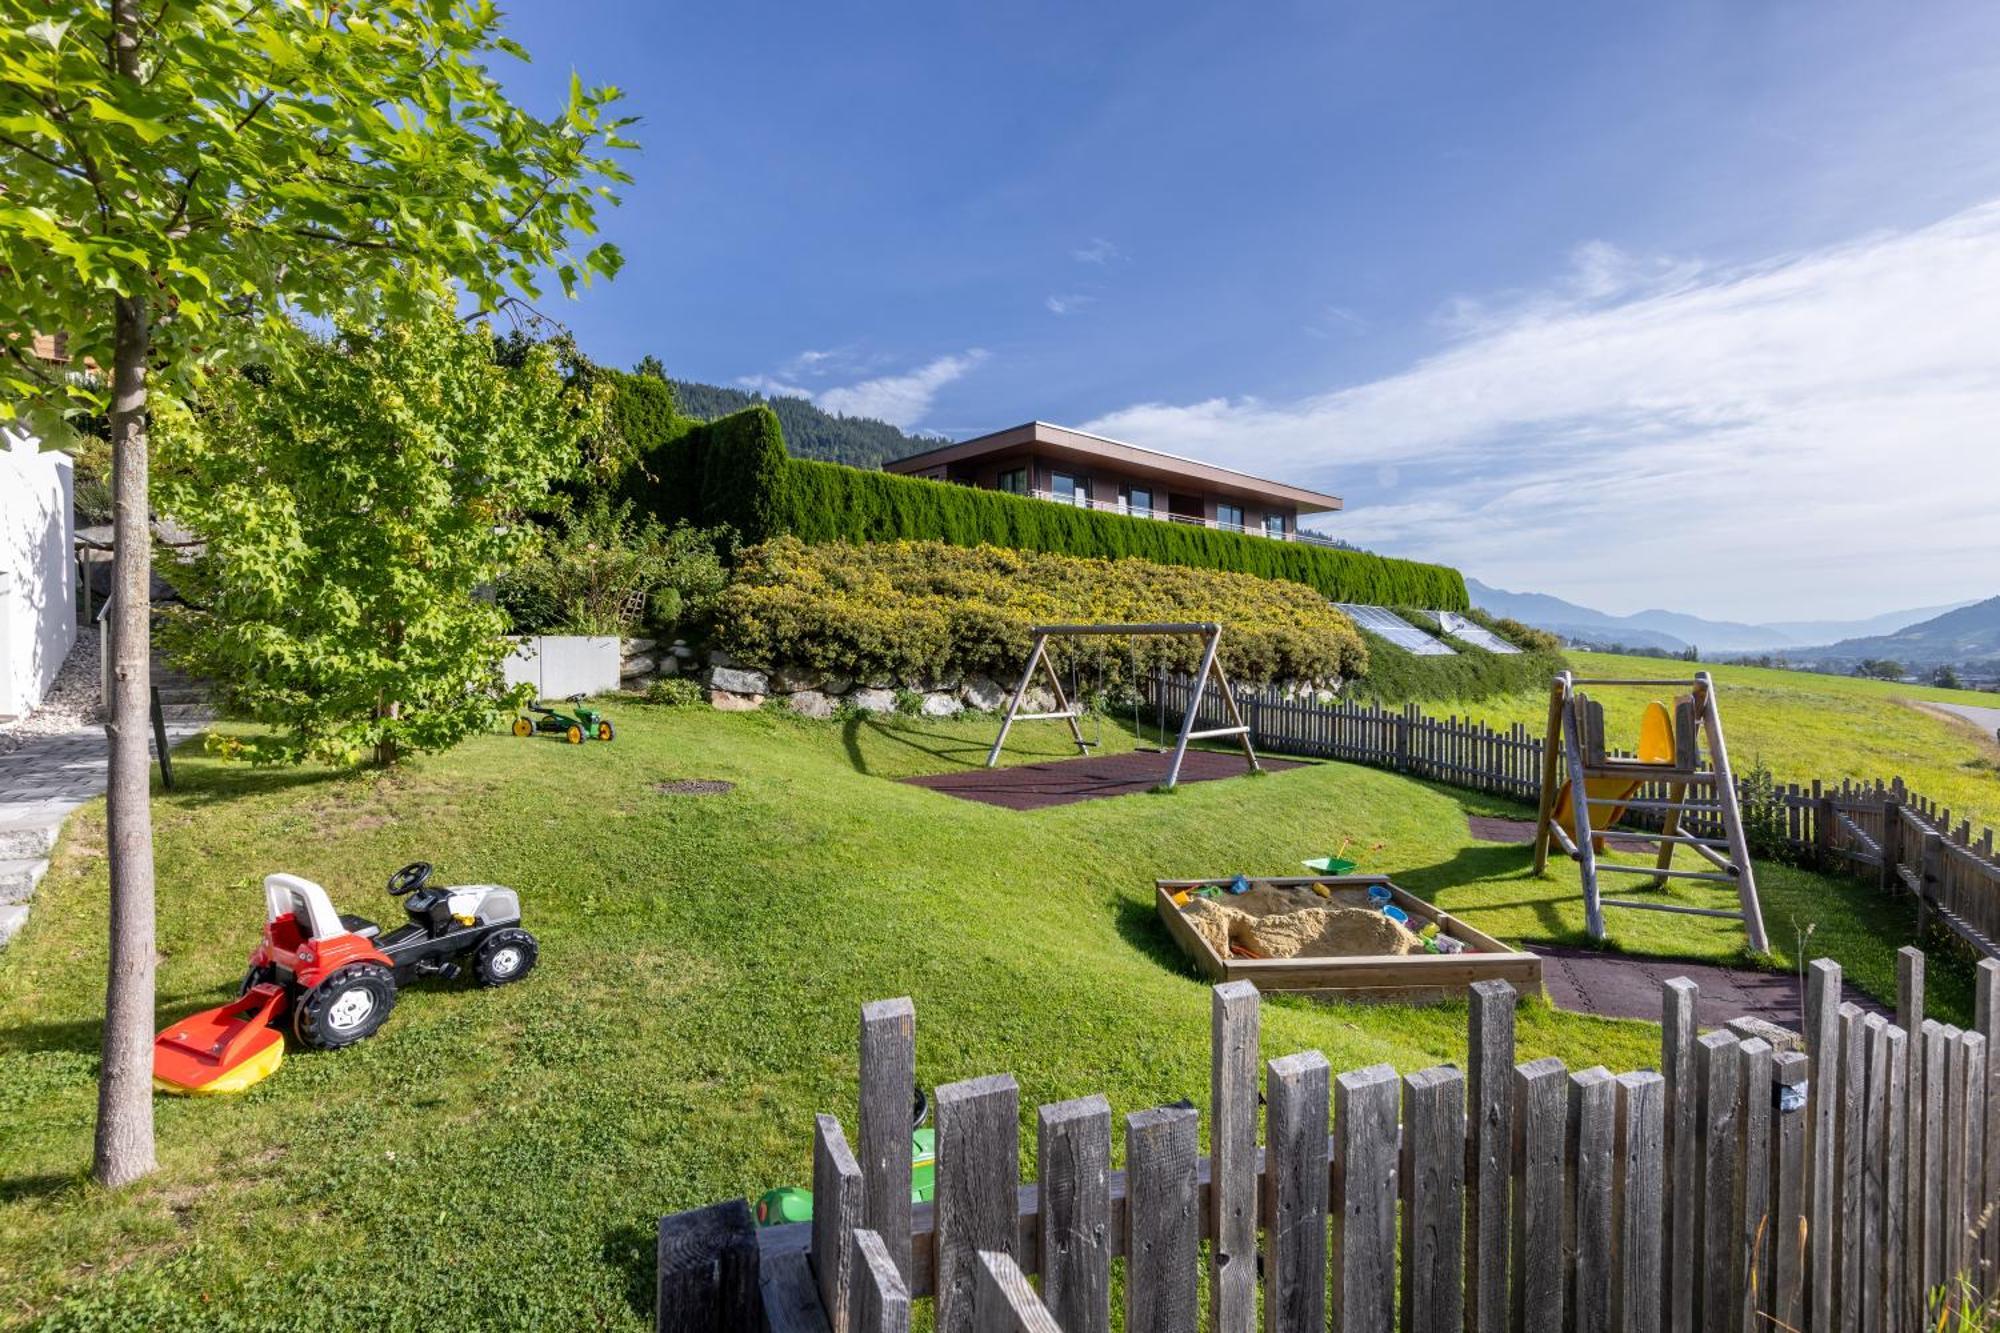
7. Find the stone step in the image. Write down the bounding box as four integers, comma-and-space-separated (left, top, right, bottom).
159, 703, 213, 722
0, 820, 59, 861
0, 857, 48, 905
0, 903, 27, 947
152, 685, 207, 705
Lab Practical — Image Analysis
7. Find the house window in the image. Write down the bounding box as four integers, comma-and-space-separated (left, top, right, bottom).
997, 467, 1027, 495
1263, 513, 1286, 537
1128, 486, 1154, 518
1216, 502, 1244, 531
1051, 472, 1084, 506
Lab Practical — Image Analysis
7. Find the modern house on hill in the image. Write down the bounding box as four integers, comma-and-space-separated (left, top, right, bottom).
883, 421, 1344, 545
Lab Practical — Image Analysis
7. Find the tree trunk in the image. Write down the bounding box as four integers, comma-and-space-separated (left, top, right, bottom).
93, 289, 157, 1187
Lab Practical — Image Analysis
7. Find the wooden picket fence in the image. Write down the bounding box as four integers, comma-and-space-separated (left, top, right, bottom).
1147, 673, 2000, 960
657, 948, 2000, 1331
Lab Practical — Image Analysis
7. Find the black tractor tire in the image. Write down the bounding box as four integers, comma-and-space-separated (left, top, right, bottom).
293, 963, 397, 1050
472, 928, 539, 988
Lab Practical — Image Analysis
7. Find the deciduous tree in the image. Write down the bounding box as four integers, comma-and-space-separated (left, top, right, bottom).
0, 1, 633, 1186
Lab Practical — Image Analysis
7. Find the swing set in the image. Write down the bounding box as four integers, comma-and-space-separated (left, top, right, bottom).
984, 622, 1261, 790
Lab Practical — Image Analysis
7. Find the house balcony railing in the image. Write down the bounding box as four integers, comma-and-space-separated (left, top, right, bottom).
1022, 488, 1342, 547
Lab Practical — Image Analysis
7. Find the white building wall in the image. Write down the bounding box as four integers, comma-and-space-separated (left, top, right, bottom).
0, 430, 76, 720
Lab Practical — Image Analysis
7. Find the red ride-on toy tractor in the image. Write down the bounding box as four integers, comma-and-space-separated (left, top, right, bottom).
153, 862, 538, 1095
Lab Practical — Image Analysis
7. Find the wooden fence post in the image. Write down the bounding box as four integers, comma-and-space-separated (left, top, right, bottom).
1663, 978, 1700, 1333
1569, 1067, 1617, 1333
1979, 959, 2000, 1291
813, 1114, 864, 1333
1265, 1051, 1330, 1333
1467, 979, 1517, 1333
657, 1199, 762, 1333
1035, 1095, 1110, 1333
1402, 1065, 1466, 1333
1613, 1071, 1665, 1333
1835, 1005, 1867, 1333
973, 1250, 1061, 1333
1769, 1051, 1809, 1331
1125, 1104, 1199, 1333
1734, 1038, 1772, 1333
1513, 1056, 1568, 1333
1879, 799, 1903, 895
1806, 961, 1842, 1333
1858, 1017, 1888, 1333
1333, 1063, 1400, 1333
1694, 1032, 1741, 1333
860, 998, 917, 1283
934, 1074, 1020, 1333
850, 1230, 910, 1333
1920, 1021, 1949, 1314
1210, 981, 1260, 1333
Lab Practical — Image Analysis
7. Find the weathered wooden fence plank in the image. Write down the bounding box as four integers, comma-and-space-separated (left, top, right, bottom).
1835, 1005, 1867, 1333
1663, 977, 1701, 1333
812, 1114, 864, 1333
972, 1250, 1060, 1333
1768, 1051, 1809, 1332
1513, 1056, 1568, 1333
1125, 1104, 1199, 1333
1209, 980, 1259, 1333
849, 1230, 910, 1333
1265, 1050, 1330, 1333
1859, 1017, 1888, 1333
860, 998, 917, 1283
1694, 1032, 1740, 1333
1613, 1071, 1665, 1333
1402, 1065, 1467, 1333
657, 1199, 762, 1332
1733, 1038, 1771, 1333
934, 1074, 1020, 1333
1920, 1020, 1949, 1309
1034, 1095, 1109, 1333
1467, 979, 1517, 1333
1570, 1067, 1617, 1333
1333, 1063, 1401, 1333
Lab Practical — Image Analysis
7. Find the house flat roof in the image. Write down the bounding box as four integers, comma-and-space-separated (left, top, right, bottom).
883, 421, 1343, 513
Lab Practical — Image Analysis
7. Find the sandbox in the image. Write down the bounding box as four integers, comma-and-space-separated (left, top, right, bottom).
1155, 874, 1542, 1003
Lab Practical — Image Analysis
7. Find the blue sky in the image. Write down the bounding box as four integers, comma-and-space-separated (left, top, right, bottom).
500, 2, 2000, 621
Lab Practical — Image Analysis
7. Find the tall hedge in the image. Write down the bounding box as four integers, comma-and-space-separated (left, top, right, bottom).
629, 405, 1470, 609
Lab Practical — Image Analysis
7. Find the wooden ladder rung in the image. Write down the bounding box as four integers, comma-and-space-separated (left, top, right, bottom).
1580, 766, 1718, 784
1596, 862, 1737, 882
1585, 798, 1724, 813
1600, 899, 1746, 920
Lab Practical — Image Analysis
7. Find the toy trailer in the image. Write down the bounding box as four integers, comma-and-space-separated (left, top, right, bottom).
1155, 874, 1542, 1003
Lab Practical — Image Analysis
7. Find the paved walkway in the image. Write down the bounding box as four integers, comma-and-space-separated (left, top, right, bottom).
1529, 944, 1891, 1028
0, 714, 208, 945
1928, 700, 2000, 739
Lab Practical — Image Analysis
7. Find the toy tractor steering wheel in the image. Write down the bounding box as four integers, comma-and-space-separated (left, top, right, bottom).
387, 862, 433, 897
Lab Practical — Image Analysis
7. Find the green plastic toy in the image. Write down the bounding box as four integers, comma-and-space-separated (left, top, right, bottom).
756, 1089, 935, 1226
511, 692, 614, 745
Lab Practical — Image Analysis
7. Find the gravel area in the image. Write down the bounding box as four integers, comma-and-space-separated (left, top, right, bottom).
0, 631, 102, 747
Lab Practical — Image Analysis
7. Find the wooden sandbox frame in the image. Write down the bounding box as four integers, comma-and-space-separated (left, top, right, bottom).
1155, 873, 1542, 1002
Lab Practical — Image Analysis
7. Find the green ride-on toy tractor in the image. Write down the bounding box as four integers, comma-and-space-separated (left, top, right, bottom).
756, 1087, 935, 1226
512, 693, 614, 745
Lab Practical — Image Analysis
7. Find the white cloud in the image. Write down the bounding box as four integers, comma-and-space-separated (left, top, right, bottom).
1083, 201, 2000, 620
734, 374, 812, 399
1072, 237, 1124, 265
1045, 293, 1096, 316
814, 350, 989, 428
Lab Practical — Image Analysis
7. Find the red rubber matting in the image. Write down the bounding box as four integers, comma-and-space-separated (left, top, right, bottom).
904, 749, 1302, 810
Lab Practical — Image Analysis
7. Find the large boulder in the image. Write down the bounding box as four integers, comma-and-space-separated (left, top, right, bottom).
919, 691, 963, 718
622, 637, 656, 657
769, 665, 820, 694
709, 689, 765, 712
959, 674, 1008, 711
708, 665, 770, 696
848, 687, 897, 714
620, 655, 658, 678
787, 690, 837, 720
820, 675, 854, 696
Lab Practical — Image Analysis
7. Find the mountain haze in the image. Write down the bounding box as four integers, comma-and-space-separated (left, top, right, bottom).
670, 379, 939, 470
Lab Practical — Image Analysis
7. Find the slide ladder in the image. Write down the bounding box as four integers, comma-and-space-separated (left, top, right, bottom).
1532, 670, 1768, 953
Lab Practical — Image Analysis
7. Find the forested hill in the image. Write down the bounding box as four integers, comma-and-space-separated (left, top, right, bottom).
670, 379, 941, 469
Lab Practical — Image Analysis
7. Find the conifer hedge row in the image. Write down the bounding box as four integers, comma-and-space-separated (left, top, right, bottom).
626, 406, 1471, 610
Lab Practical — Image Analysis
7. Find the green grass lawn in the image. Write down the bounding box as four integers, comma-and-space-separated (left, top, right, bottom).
1411, 650, 2000, 829
0, 702, 1961, 1329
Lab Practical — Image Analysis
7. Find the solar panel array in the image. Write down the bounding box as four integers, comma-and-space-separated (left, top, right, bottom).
1333, 603, 1457, 656
1435, 611, 1523, 654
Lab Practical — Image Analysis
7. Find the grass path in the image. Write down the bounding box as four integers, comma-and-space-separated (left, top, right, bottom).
0, 704, 1958, 1328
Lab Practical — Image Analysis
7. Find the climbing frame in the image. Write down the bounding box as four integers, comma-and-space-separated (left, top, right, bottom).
1532, 670, 1768, 953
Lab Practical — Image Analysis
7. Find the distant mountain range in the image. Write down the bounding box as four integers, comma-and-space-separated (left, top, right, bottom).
1807, 596, 2000, 667
1466, 578, 1982, 658
670, 379, 938, 470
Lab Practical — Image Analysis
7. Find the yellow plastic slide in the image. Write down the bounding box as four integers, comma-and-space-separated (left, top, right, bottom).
1553, 700, 1676, 845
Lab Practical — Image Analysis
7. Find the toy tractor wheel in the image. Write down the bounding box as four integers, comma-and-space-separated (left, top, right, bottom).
565, 723, 584, 744
293, 963, 397, 1050
596, 720, 614, 742
472, 928, 539, 987
238, 963, 275, 996
512, 717, 533, 738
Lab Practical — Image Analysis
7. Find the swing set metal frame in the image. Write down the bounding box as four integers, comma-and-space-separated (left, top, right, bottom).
983, 622, 1261, 790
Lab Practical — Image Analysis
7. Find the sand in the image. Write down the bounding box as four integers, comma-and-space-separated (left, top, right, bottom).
1181, 891, 1422, 961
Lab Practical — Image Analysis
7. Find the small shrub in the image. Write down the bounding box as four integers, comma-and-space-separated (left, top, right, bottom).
496, 496, 732, 638
893, 687, 924, 716
644, 676, 704, 708
1488, 615, 1563, 654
